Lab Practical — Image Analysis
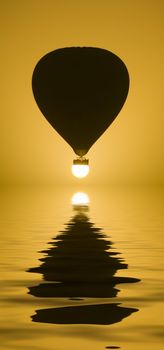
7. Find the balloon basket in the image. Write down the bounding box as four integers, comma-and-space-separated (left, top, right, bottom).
73, 157, 89, 165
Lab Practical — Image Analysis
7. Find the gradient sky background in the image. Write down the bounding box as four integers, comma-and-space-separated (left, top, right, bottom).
1, 0, 164, 186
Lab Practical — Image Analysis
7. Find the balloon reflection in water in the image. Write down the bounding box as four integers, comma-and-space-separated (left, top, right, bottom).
28, 193, 140, 325
32, 47, 129, 177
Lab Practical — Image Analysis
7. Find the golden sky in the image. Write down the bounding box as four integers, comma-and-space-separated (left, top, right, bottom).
1, 0, 164, 185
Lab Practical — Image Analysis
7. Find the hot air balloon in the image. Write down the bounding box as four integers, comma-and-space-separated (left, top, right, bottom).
32, 47, 129, 178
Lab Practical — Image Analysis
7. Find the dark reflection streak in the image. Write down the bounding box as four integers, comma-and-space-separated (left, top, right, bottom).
105, 347, 120, 349
28, 206, 140, 325
32, 303, 138, 325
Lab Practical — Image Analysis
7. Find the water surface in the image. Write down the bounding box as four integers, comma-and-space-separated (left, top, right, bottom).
1, 186, 164, 350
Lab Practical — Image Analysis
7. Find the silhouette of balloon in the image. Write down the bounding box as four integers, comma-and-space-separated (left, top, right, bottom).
32, 47, 129, 157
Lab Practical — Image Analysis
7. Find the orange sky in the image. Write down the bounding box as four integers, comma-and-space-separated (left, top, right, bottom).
1, 0, 164, 185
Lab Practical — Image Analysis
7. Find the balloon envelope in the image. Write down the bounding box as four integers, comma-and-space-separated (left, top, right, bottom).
32, 47, 129, 156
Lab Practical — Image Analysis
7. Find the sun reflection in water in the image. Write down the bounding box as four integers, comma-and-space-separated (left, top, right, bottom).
71, 192, 90, 207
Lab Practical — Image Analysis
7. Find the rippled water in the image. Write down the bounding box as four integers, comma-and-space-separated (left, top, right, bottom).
1, 186, 164, 350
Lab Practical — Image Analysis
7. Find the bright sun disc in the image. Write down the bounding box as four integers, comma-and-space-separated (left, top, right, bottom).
71, 192, 90, 206
72, 164, 89, 178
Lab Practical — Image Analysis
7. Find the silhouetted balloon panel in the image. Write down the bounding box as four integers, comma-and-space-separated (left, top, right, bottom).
32, 47, 129, 156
